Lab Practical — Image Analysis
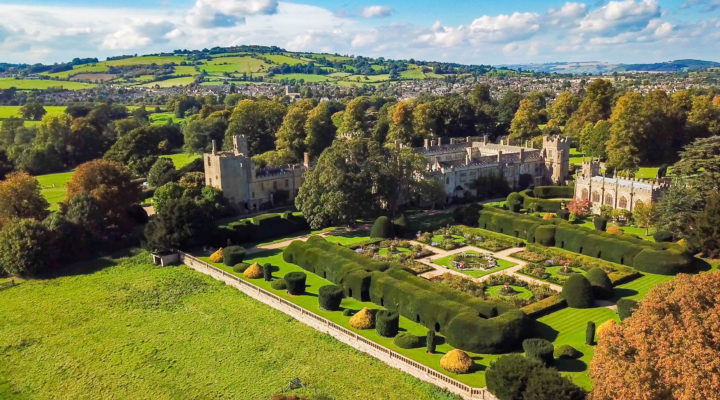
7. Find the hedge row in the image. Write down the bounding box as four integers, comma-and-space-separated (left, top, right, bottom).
520, 294, 567, 318
517, 190, 565, 212
283, 236, 530, 353
478, 206, 693, 275
533, 186, 575, 199
213, 213, 309, 245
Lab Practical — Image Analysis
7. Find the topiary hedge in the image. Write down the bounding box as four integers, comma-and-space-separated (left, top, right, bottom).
518, 189, 565, 212
533, 186, 574, 199
284, 271, 307, 295
554, 344, 582, 359
616, 298, 639, 321
393, 213, 410, 236
370, 216, 393, 238
593, 216, 607, 231
283, 235, 529, 353
394, 332, 422, 349
523, 338, 554, 366
222, 245, 245, 266
233, 262, 250, 273
476, 206, 694, 275
270, 279, 287, 290
212, 213, 309, 246
562, 274, 594, 308
653, 230, 673, 242
318, 285, 344, 311
586, 267, 613, 299
506, 192, 523, 212
375, 309, 399, 337
586, 321, 595, 345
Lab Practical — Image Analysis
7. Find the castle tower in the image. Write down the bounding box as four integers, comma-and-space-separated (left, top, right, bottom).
542, 135, 571, 184
581, 157, 601, 177
233, 135, 249, 156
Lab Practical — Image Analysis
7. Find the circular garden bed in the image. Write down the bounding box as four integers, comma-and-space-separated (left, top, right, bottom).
486, 285, 534, 300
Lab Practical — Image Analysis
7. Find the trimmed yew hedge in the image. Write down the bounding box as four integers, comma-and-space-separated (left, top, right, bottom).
376, 309, 400, 337
477, 206, 693, 275
518, 189, 566, 212
533, 186, 574, 199
283, 236, 529, 353
212, 213, 310, 246
318, 285, 344, 311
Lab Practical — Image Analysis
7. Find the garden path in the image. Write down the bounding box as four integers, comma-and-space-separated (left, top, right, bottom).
247, 231, 334, 254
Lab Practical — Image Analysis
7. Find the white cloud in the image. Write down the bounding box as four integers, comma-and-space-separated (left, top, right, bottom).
102, 20, 177, 50
576, 0, 660, 35
469, 12, 540, 43
186, 0, 278, 28
416, 21, 467, 47
351, 31, 379, 48
360, 5, 393, 18
547, 2, 587, 27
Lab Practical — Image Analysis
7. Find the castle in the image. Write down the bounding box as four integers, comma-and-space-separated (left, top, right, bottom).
413, 135, 570, 201
204, 135, 570, 213
203, 135, 308, 212
574, 158, 670, 213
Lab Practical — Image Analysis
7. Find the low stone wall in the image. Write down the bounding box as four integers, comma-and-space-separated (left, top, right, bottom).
178, 252, 496, 400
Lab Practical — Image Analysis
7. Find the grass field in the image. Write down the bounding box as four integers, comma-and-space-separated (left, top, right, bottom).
172, 65, 199, 76
138, 76, 196, 88
160, 153, 200, 169
201, 56, 269, 74
36, 170, 74, 210
264, 54, 308, 65
46, 64, 109, 79
272, 73, 332, 82
0, 78, 96, 90
0, 251, 458, 400
149, 112, 184, 125
0, 105, 66, 119
105, 55, 186, 66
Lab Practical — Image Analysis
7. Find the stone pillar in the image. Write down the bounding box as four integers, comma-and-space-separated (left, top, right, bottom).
424, 138, 430, 149
211, 140, 217, 155
437, 137, 442, 146
497, 151, 503, 163
519, 148, 525, 162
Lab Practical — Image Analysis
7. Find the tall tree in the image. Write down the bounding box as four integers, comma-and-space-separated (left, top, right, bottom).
632, 201, 658, 236
379, 146, 428, 217
686, 95, 720, 141
546, 91, 578, 128
304, 101, 337, 159
225, 99, 286, 155
412, 102, 437, 140
0, 171, 49, 226
20, 102, 46, 121
275, 99, 314, 162
605, 92, 644, 175
0, 218, 50, 276
590, 271, 720, 400
183, 115, 228, 154
388, 99, 416, 144
580, 120, 611, 159
509, 98, 541, 141
338, 97, 372, 136
565, 79, 615, 137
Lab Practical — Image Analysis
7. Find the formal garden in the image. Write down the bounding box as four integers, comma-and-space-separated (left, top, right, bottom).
431, 251, 517, 278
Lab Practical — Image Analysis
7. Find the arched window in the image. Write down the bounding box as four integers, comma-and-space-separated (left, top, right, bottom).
592, 191, 600, 203
605, 194, 613, 206
582, 188, 589, 199
619, 196, 628, 209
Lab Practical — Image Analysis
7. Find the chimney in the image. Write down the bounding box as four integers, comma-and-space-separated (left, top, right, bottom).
497, 150, 503, 163
466, 136, 471, 143
449, 138, 455, 144
211, 140, 217, 155
437, 137, 442, 146
519, 148, 524, 162
424, 138, 430, 149
303, 152, 310, 168
483, 136, 488, 145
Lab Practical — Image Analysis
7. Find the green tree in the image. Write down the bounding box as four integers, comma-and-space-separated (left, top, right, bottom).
497, 90, 523, 132
379, 146, 428, 217
486, 355, 584, 400
412, 102, 436, 140
388, 99, 416, 144
104, 125, 182, 176
20, 102, 46, 121
547, 91, 578, 128
686, 190, 720, 257
147, 158, 178, 188
579, 120, 611, 159
632, 201, 658, 236
0, 171, 49, 227
225, 99, 286, 155
0, 218, 50, 276
686, 95, 720, 141
183, 116, 228, 154
339, 97, 372, 136
565, 78, 615, 137
144, 197, 213, 251
304, 101, 337, 159
275, 99, 314, 162
606, 92, 643, 175
153, 182, 186, 216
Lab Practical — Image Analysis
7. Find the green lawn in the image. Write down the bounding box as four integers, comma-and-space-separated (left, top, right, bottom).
576, 220, 654, 241
612, 272, 673, 301
160, 153, 200, 169
201, 56, 269, 74
105, 55, 186, 66
536, 306, 619, 390
35, 170, 74, 210
149, 112, 184, 125
46, 63, 109, 79
0, 79, 96, 90
635, 167, 659, 179
138, 76, 196, 88
432, 252, 516, 278
486, 285, 533, 300
203, 249, 507, 388
265, 54, 308, 65
0, 251, 457, 400
0, 105, 66, 119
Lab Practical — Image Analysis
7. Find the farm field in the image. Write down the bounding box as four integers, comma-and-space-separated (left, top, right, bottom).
0, 105, 66, 119
200, 56, 269, 74
0, 251, 457, 400
0, 78, 96, 90
138, 76, 196, 88
36, 170, 74, 210
264, 54, 309, 65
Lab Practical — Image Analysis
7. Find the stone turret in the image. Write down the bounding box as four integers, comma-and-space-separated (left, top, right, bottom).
233, 135, 249, 156
542, 135, 571, 183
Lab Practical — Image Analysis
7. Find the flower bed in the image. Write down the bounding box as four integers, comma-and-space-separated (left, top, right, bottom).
430, 273, 557, 308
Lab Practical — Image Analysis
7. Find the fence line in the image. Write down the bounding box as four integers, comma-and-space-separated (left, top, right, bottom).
177, 251, 495, 400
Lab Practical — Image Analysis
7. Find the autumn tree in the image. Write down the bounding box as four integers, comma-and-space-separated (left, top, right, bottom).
66, 159, 140, 231
590, 271, 720, 400
339, 96, 372, 136
546, 91, 578, 128
509, 98, 541, 141
0, 171, 49, 226
686, 95, 720, 141
388, 99, 416, 144
565, 79, 615, 137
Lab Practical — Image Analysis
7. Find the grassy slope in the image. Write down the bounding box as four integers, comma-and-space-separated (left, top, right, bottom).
0, 78, 96, 90
36, 170, 74, 211
160, 153, 200, 169
0, 106, 66, 119
0, 252, 458, 400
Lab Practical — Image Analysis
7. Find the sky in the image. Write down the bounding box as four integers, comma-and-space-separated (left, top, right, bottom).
1, 0, 719, 65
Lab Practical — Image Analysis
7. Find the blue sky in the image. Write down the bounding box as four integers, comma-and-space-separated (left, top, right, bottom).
1, 0, 718, 64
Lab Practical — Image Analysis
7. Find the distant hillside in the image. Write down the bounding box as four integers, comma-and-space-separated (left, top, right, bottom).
500, 59, 720, 74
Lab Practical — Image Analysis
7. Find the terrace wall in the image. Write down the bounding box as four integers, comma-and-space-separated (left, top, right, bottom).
178, 252, 496, 400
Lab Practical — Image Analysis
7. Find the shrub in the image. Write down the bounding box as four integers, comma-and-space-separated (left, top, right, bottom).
393, 213, 410, 236
542, 213, 554, 220
616, 298, 639, 321
520, 294, 567, 317
349, 307, 374, 329
606, 225, 623, 235
370, 216, 393, 238
440, 349, 474, 374
533, 186, 574, 199
653, 230, 673, 242
523, 366, 586, 400
486, 355, 541, 400
554, 344, 582, 359
284, 271, 307, 295
562, 274, 594, 308
243, 262, 263, 279
593, 216, 607, 231
223, 245, 245, 266
342, 308, 354, 316
375, 310, 399, 337
209, 248, 223, 263
233, 262, 250, 273
263, 263, 273, 281
586, 267, 613, 299
318, 285, 344, 311
523, 338, 554, 366
394, 332, 422, 349
506, 192, 523, 212
586, 321, 596, 345
426, 330, 436, 353
533, 225, 556, 246
556, 209, 570, 220
270, 279, 287, 290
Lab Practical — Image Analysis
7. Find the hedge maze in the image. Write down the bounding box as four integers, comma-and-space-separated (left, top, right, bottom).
477, 206, 694, 275
283, 236, 530, 353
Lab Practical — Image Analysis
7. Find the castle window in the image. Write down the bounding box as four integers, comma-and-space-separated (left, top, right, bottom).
207, 158, 211, 166
285, 179, 289, 188
592, 191, 600, 203
619, 196, 628, 209
582, 188, 589, 200
605, 194, 613, 206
